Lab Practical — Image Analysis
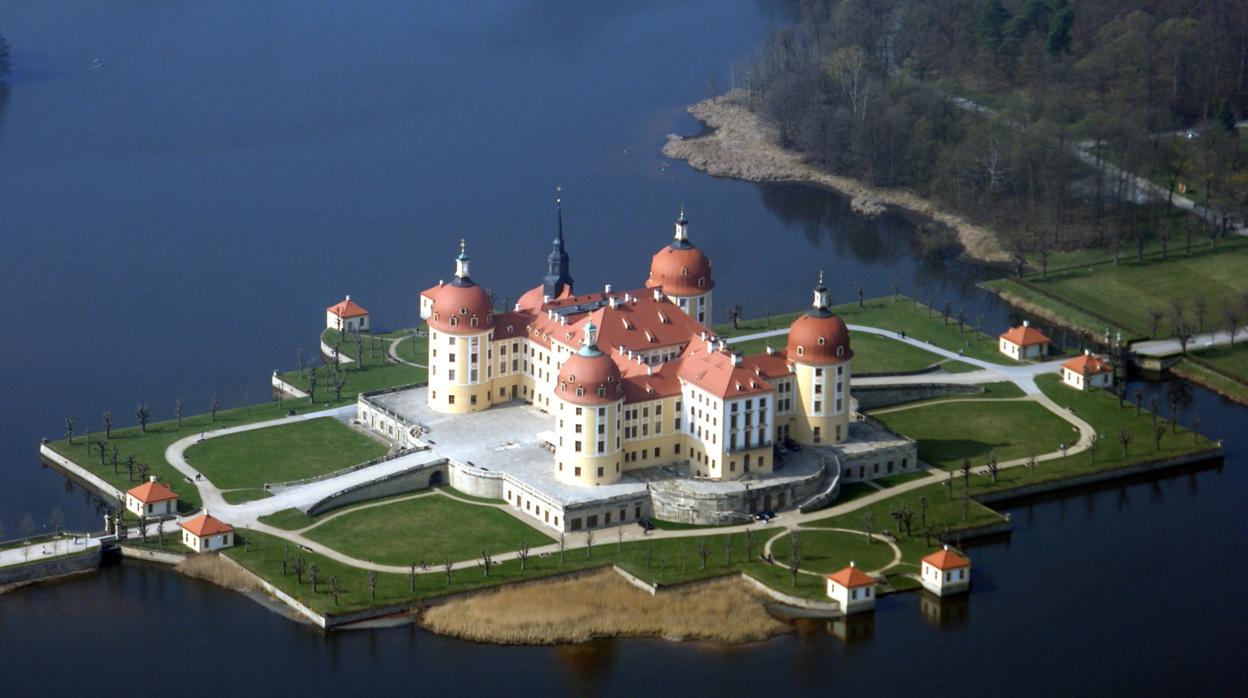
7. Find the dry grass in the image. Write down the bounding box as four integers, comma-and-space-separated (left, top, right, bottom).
175, 554, 262, 593
419, 569, 790, 645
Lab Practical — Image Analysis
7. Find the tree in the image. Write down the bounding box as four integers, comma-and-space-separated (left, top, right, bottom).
368, 570, 378, 601
102, 411, 112, 439
332, 368, 347, 401
1086, 433, 1100, 464
1153, 424, 1166, 452
728, 304, 744, 330
746, 528, 756, 561
308, 370, 318, 404
210, 394, 220, 422
942, 300, 952, 325
1149, 310, 1164, 339
862, 512, 874, 544
126, 455, 134, 482
1191, 414, 1202, 443
175, 399, 183, 429
293, 554, 306, 584
49, 507, 64, 534
1168, 380, 1192, 434
518, 540, 530, 571
0, 29, 11, 77
330, 575, 340, 605
697, 538, 709, 570
1045, 1, 1073, 55
974, 0, 1011, 51
617, 527, 624, 554
724, 534, 733, 565
480, 549, 493, 577
138, 515, 148, 542
135, 404, 150, 433
585, 529, 594, 559
1224, 303, 1241, 348
919, 496, 928, 529
1194, 298, 1209, 333
1027, 452, 1038, 475
297, 346, 305, 378
281, 546, 289, 575
409, 562, 418, 592
853, 280, 865, 308
19, 514, 34, 561
985, 451, 999, 484
65, 416, 75, 444
890, 276, 901, 302
961, 458, 972, 520
443, 555, 453, 585
787, 529, 801, 587
110, 446, 119, 474
559, 533, 565, 563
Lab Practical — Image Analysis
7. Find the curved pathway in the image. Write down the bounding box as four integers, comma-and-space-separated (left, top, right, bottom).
388, 335, 427, 368
760, 527, 901, 578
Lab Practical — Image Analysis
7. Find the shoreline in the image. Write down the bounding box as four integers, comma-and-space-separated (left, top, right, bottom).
662, 91, 1010, 264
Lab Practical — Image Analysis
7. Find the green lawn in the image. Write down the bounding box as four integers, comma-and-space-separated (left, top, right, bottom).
47, 399, 355, 511
183, 417, 387, 490
985, 239, 1248, 340
716, 297, 1015, 365
279, 360, 425, 402
805, 482, 1004, 576
259, 508, 318, 531
875, 470, 933, 488
730, 331, 945, 375
303, 495, 554, 565
1173, 358, 1248, 404
227, 524, 837, 615
768, 528, 896, 574
940, 360, 982, 373
439, 485, 504, 505
875, 400, 1078, 470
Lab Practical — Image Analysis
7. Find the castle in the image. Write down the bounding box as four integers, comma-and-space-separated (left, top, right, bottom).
355, 199, 915, 532
418, 201, 853, 486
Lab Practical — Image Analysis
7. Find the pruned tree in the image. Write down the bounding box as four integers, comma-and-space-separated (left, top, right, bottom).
1191, 414, 1202, 443
746, 528, 756, 561
559, 533, 565, 563
210, 393, 220, 422
135, 404, 150, 433
368, 570, 378, 601
102, 411, 113, 439
332, 368, 347, 401
862, 512, 874, 544
787, 549, 801, 588
126, 455, 135, 482
1194, 298, 1209, 333
175, 399, 183, 428
889, 276, 901, 302
853, 280, 865, 308
65, 416, 75, 444
985, 451, 999, 484
919, 496, 928, 529
20, 514, 34, 561
110, 446, 119, 474
49, 506, 65, 535
96, 441, 106, 467
1153, 424, 1166, 452
409, 562, 418, 592
480, 549, 493, 577
1149, 310, 1164, 339
293, 553, 306, 584
724, 534, 733, 566
443, 555, 453, 585
616, 527, 623, 554
697, 538, 709, 569
1027, 452, 1038, 475
957, 307, 967, 334
310, 562, 319, 593
518, 540, 530, 571
281, 546, 289, 575
960, 458, 972, 520
942, 300, 952, 324
1134, 389, 1144, 416
330, 575, 340, 605
308, 369, 318, 404
297, 346, 305, 378
585, 529, 594, 559
1087, 433, 1100, 464
728, 303, 744, 330
138, 514, 148, 542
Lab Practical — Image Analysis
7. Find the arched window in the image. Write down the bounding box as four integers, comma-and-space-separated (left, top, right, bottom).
432, 312, 439, 322
698, 277, 705, 288
560, 381, 566, 391
470, 317, 479, 327
598, 386, 606, 397
449, 317, 458, 327
797, 346, 805, 356
837, 346, 845, 357
681, 267, 689, 276
576, 387, 585, 397
460, 307, 468, 315
818, 337, 826, 345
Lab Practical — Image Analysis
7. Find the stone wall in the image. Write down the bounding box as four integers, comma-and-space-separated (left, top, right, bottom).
0, 548, 102, 589
304, 460, 450, 516
649, 462, 827, 525
448, 461, 506, 500
853, 384, 982, 410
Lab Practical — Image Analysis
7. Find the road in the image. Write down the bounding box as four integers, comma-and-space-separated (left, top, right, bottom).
1132, 327, 1248, 358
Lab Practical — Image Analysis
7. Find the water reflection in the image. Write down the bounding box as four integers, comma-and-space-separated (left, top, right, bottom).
919, 592, 970, 629
827, 612, 875, 645
554, 640, 615, 694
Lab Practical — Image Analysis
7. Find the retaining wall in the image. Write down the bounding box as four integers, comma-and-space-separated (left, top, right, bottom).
449, 462, 506, 499
973, 449, 1224, 505
304, 460, 450, 516
39, 444, 124, 505
648, 460, 827, 525
119, 546, 188, 565
0, 548, 102, 589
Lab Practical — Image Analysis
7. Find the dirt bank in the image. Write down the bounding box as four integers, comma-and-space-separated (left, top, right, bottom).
663, 91, 1009, 263
419, 568, 790, 645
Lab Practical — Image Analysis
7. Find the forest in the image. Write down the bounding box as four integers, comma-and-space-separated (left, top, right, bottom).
741, 0, 1248, 257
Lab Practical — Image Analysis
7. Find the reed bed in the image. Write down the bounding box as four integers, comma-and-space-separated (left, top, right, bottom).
176, 554, 262, 593
420, 569, 790, 645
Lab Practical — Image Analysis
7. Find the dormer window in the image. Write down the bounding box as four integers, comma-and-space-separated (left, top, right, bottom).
818, 337, 826, 345
598, 386, 606, 397
560, 381, 566, 391
470, 317, 479, 327
837, 346, 845, 357
432, 312, 439, 322
698, 277, 706, 288
797, 346, 805, 356
460, 307, 468, 315
450, 317, 458, 327
576, 387, 585, 397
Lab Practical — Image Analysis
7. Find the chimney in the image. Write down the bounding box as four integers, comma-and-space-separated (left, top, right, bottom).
732, 353, 743, 366
653, 288, 663, 302
1084, 348, 1091, 355
605, 283, 613, 294
345, 294, 351, 301
850, 560, 856, 568
609, 296, 619, 309
149, 475, 157, 483
1023, 320, 1030, 327
438, 279, 444, 286
700, 331, 707, 341
543, 295, 551, 304
647, 365, 653, 376
942, 544, 949, 551
765, 345, 774, 355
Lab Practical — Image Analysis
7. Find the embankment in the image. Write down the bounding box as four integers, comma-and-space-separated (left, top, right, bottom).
663, 91, 1009, 263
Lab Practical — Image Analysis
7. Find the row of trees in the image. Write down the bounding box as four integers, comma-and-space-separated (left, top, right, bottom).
0, 508, 66, 562
739, 0, 1248, 256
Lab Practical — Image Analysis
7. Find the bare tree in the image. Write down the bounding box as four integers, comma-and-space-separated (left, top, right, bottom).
297, 346, 305, 378
559, 533, 565, 563
1194, 298, 1209, 333
210, 393, 220, 422
281, 546, 289, 575
957, 307, 967, 334
960, 458, 971, 520
942, 300, 952, 325
175, 399, 183, 429
985, 451, 999, 484
293, 554, 306, 583
1149, 309, 1164, 339
728, 304, 744, 330
409, 562, 418, 592
443, 555, 453, 585
853, 280, 865, 308
1027, 453, 1038, 475
518, 540, 530, 571
1153, 424, 1166, 452
20, 514, 34, 561
919, 496, 928, 529
724, 535, 733, 566
330, 575, 340, 605
368, 570, 377, 601
332, 368, 347, 401
1087, 433, 1100, 464
310, 562, 319, 593
890, 276, 901, 302
49, 507, 65, 534
110, 446, 119, 474
1191, 414, 1202, 442
585, 529, 594, 559
616, 527, 623, 554
823, 46, 871, 124
65, 416, 75, 444
308, 369, 318, 404
746, 528, 756, 561
862, 512, 874, 544
102, 411, 112, 439
480, 550, 493, 577
697, 538, 709, 570
1224, 303, 1241, 348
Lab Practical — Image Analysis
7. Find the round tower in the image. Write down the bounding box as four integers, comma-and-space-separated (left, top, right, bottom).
646, 207, 714, 325
554, 321, 624, 486
786, 272, 853, 445
426, 240, 496, 414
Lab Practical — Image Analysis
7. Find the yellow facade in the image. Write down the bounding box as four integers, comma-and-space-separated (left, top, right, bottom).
555, 399, 623, 486
789, 360, 852, 445
427, 328, 495, 414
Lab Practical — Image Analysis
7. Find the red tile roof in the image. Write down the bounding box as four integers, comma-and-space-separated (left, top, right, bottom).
827, 565, 875, 588
180, 514, 234, 537
127, 481, 177, 504
922, 547, 970, 570
620, 361, 683, 402
1062, 353, 1113, 376
740, 350, 791, 380
327, 297, 369, 318
678, 338, 773, 399
999, 324, 1051, 346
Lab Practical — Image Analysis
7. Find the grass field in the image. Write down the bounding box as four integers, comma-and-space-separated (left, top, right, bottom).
716, 297, 1017, 364
874, 400, 1078, 470
984, 239, 1248, 340
47, 399, 355, 511
304, 495, 554, 565
1173, 358, 1248, 404
183, 417, 387, 490
768, 528, 896, 574
278, 360, 426, 402
730, 331, 945, 375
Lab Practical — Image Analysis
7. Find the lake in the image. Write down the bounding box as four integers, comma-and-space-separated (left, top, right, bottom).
0, 1, 1243, 694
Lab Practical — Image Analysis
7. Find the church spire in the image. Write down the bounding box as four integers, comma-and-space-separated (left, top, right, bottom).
543, 187, 573, 299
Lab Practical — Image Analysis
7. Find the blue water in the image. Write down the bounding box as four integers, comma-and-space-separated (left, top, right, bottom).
0, 2, 1243, 694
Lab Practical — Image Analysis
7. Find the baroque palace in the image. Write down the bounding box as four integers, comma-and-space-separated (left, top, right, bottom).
357, 200, 914, 532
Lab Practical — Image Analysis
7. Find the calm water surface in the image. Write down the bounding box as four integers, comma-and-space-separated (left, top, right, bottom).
0, 2, 1244, 695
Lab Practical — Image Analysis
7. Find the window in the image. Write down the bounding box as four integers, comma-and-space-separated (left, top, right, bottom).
575, 424, 582, 433
575, 441, 582, 452
448, 395, 456, 405
574, 467, 581, 477
597, 467, 603, 477
470, 395, 477, 405
797, 346, 804, 356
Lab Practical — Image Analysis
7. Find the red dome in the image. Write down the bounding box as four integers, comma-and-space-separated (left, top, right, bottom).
647, 246, 714, 297
427, 282, 494, 334
557, 351, 624, 405
787, 312, 853, 364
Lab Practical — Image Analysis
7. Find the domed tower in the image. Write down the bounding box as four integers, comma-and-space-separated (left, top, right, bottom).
646, 207, 714, 325
426, 240, 496, 414
554, 321, 624, 486
786, 273, 853, 445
